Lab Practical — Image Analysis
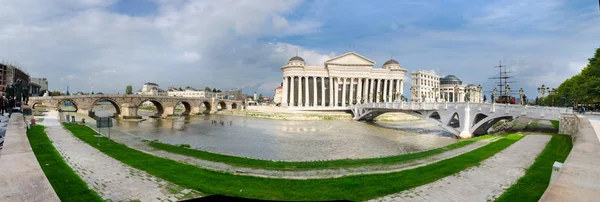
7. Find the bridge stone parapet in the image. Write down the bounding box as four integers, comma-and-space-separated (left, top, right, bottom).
351, 101, 573, 139
558, 115, 579, 136
29, 95, 244, 119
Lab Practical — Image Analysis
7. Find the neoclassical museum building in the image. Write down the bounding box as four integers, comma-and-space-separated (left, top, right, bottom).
280, 52, 407, 107
411, 70, 482, 103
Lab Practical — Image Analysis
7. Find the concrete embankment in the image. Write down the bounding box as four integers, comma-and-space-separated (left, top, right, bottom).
540, 115, 600, 201
220, 106, 420, 121
0, 114, 60, 202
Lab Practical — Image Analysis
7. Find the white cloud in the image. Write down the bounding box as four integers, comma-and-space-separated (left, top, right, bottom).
0, 0, 326, 95
181, 51, 201, 63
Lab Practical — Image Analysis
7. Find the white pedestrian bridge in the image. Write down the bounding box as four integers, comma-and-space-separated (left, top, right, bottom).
290, 102, 573, 139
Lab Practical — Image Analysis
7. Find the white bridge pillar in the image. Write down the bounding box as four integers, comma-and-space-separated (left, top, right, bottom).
458, 102, 473, 139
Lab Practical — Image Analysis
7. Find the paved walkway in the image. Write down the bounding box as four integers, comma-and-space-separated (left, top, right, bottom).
540, 115, 600, 201
40, 111, 200, 201
0, 113, 60, 202
65, 112, 495, 179
369, 135, 551, 202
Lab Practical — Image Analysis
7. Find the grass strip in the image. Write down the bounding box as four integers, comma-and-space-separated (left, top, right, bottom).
550, 120, 559, 130
63, 123, 521, 201
148, 135, 492, 171
495, 134, 572, 202
27, 125, 103, 202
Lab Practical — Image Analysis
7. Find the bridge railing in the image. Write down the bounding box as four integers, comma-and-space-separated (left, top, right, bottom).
354, 102, 573, 115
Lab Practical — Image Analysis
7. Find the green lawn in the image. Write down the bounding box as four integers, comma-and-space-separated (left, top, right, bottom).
148, 135, 492, 171
27, 125, 103, 202
494, 134, 572, 202
550, 120, 560, 130
63, 123, 522, 201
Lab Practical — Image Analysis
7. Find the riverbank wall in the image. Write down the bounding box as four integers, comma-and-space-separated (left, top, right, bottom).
0, 114, 60, 202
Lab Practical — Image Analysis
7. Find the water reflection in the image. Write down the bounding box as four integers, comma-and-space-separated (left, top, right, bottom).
70, 104, 457, 161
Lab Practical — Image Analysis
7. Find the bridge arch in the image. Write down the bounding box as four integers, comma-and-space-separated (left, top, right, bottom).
472, 113, 488, 128
198, 101, 211, 114
428, 111, 441, 123
448, 112, 460, 128
55, 99, 78, 112
217, 101, 227, 111
174, 100, 192, 115
91, 97, 121, 115
231, 102, 238, 110
137, 99, 165, 117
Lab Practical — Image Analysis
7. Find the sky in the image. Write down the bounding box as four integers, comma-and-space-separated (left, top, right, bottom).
0, 0, 598, 98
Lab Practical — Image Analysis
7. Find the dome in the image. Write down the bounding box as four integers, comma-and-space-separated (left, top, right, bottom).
383, 59, 399, 66
288, 56, 305, 62
443, 75, 461, 81
440, 75, 463, 85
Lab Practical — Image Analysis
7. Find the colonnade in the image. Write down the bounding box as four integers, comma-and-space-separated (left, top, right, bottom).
282, 76, 404, 107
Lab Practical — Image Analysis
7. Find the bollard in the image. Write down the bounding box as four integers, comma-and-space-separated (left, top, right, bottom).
551, 161, 563, 182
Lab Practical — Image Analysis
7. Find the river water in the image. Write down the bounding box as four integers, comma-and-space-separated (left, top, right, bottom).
59, 103, 457, 161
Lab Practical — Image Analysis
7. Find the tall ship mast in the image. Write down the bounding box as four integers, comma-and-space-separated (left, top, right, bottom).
488, 61, 516, 104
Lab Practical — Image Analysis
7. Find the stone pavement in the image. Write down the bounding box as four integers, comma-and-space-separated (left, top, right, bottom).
40, 111, 201, 201
0, 113, 60, 202
369, 135, 550, 202
540, 115, 600, 201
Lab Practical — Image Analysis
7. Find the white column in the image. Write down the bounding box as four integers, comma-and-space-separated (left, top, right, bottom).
362, 78, 368, 103
282, 77, 288, 106
297, 77, 303, 106
357, 78, 363, 103
388, 80, 394, 102
396, 79, 401, 101
376, 79, 381, 103
329, 77, 334, 107
321, 77, 325, 106
349, 78, 354, 105
342, 78, 347, 106
383, 79, 388, 102
304, 76, 309, 107
290, 76, 295, 106
400, 79, 404, 100
313, 77, 318, 107
381, 79, 386, 102
334, 77, 339, 107
369, 79, 374, 102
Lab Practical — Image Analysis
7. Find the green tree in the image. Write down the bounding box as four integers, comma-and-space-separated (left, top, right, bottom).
125, 85, 133, 94
258, 94, 264, 102
178, 87, 183, 91
212, 88, 217, 92
205, 87, 211, 91
555, 47, 600, 107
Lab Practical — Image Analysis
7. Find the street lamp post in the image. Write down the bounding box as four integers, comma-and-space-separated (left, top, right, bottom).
550, 88, 558, 106
537, 84, 550, 98
477, 84, 482, 103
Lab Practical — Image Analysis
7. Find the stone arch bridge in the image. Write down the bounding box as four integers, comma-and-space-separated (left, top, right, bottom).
351, 102, 572, 138
29, 95, 244, 119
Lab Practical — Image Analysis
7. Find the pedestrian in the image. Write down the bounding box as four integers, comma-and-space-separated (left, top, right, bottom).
0, 96, 5, 116
8, 98, 15, 118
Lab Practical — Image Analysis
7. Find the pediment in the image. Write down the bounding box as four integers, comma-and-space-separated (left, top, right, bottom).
325, 52, 375, 66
